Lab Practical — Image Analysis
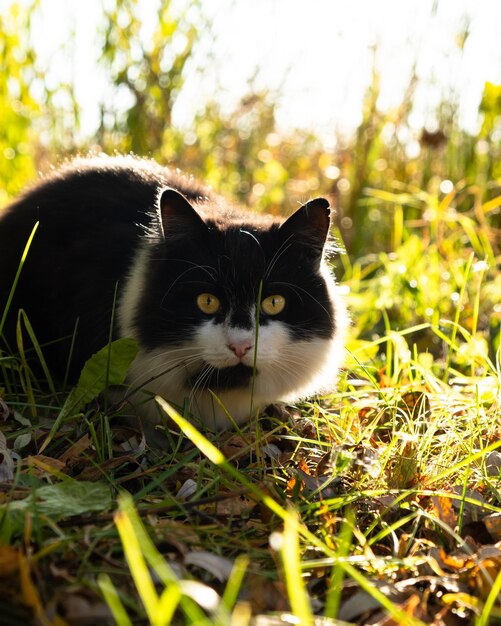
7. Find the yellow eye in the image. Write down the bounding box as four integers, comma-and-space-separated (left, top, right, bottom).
261, 295, 286, 316
196, 293, 221, 315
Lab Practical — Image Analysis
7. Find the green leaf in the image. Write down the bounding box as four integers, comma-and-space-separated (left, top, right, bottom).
63, 337, 138, 415
34, 481, 113, 518
1, 481, 113, 533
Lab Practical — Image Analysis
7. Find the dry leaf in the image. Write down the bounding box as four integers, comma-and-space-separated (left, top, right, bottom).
484, 512, 501, 541
56, 589, 112, 624
26, 454, 66, 477
211, 493, 255, 517
176, 478, 198, 499
59, 434, 92, 464
184, 550, 234, 582
431, 496, 458, 530
369, 593, 423, 625
0, 430, 14, 482
0, 545, 20, 577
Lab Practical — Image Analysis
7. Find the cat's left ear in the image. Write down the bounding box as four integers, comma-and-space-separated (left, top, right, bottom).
158, 188, 207, 236
279, 198, 331, 260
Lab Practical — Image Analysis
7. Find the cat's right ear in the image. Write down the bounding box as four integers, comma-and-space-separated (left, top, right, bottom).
278, 197, 331, 257
158, 188, 207, 237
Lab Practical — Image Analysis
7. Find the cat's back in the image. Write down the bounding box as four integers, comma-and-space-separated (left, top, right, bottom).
0, 155, 212, 291
0, 155, 210, 227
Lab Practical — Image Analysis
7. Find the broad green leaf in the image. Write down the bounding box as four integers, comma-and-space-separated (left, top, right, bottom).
0, 481, 113, 533
61, 337, 138, 418
33, 481, 112, 518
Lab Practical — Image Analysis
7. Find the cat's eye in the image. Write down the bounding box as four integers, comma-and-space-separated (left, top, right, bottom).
196, 293, 221, 315
261, 294, 286, 316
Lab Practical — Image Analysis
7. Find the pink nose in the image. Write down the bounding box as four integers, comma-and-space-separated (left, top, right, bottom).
228, 340, 253, 359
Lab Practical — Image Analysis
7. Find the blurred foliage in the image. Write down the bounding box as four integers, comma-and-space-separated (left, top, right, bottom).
98, 0, 200, 155
0, 0, 500, 361
0, 0, 40, 203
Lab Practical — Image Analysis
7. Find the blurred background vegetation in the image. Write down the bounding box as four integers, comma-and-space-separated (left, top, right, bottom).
1, 0, 501, 367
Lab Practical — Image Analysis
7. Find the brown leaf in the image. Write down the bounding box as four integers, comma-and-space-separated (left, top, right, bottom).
219, 433, 251, 460
0, 545, 20, 577
438, 548, 474, 571
26, 454, 66, 477
370, 593, 422, 625
211, 493, 255, 517
59, 434, 92, 464
485, 450, 501, 477
467, 546, 501, 600
431, 496, 458, 530
484, 512, 501, 542
297, 457, 311, 475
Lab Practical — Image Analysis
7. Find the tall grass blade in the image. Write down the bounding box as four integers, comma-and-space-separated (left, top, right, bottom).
115, 500, 165, 626
324, 508, 354, 619
281, 507, 314, 626
476, 569, 501, 626
221, 555, 249, 614
0, 221, 39, 338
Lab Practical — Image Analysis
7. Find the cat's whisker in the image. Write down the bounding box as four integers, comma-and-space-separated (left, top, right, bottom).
188, 364, 215, 411
125, 353, 203, 388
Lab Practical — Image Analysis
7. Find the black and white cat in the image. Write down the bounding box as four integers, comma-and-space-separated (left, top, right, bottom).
0, 155, 347, 430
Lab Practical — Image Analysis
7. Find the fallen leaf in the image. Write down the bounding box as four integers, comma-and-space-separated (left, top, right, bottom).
0, 480, 113, 530
59, 434, 92, 464
484, 513, 501, 541
27, 454, 66, 477
184, 550, 234, 582
0, 545, 20, 576
431, 496, 458, 530
55, 590, 112, 624
485, 450, 501, 477
369, 593, 423, 625
0, 430, 14, 482
176, 478, 198, 499
211, 493, 255, 517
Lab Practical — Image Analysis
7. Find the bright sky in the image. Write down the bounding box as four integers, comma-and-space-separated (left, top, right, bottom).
29, 0, 501, 143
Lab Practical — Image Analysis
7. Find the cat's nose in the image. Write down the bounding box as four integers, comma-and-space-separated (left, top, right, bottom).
228, 340, 253, 359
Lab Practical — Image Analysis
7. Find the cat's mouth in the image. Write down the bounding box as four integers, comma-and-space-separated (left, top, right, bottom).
190, 363, 256, 390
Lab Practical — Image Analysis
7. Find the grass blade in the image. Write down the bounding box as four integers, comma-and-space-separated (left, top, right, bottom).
98, 574, 134, 626
280, 507, 314, 626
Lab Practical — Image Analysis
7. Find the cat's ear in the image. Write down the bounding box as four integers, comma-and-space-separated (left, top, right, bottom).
158, 188, 207, 236
279, 198, 331, 260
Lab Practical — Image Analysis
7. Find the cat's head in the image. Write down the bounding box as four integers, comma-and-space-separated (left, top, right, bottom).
121, 188, 346, 430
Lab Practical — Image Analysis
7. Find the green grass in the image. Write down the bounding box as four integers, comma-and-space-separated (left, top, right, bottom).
1, 181, 501, 625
